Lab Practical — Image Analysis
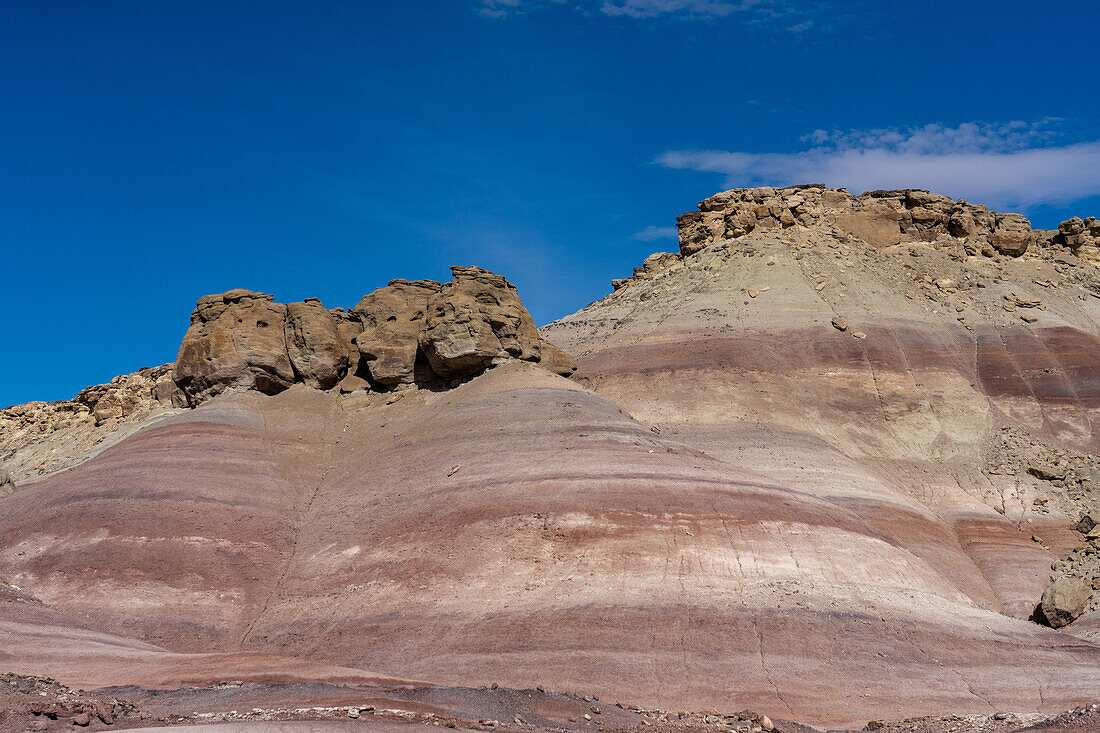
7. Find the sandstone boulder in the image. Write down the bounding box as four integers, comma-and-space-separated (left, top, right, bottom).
536, 341, 578, 377
1075, 514, 1098, 535
172, 270, 574, 402
989, 213, 1033, 256
1060, 216, 1086, 237
0, 468, 14, 498
420, 266, 545, 379
284, 299, 351, 390
1040, 576, 1093, 628
173, 290, 296, 404
353, 279, 441, 386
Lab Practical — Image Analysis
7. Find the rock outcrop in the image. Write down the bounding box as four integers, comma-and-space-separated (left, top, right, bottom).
671, 185, 1092, 263
1055, 215, 1100, 264
173, 266, 574, 404
173, 289, 299, 404
0, 468, 13, 498
419, 266, 546, 379
353, 279, 441, 386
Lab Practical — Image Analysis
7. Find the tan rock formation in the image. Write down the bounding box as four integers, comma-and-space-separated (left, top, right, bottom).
420, 266, 560, 379
671, 185, 1045, 260
1056, 215, 1100, 264
173, 268, 572, 403
0, 364, 185, 482
284, 299, 351, 390
353, 279, 441, 386
173, 290, 297, 404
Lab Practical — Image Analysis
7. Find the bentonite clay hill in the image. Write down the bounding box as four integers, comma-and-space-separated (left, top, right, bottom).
3, 189, 1100, 732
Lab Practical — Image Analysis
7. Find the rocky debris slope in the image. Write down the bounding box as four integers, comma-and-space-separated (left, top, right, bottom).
0, 673, 141, 733
0, 365, 186, 483
173, 266, 574, 405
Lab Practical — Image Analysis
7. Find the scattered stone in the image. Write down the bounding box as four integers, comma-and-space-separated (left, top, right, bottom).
1039, 576, 1092, 628
1021, 313, 1038, 323
1028, 463, 1067, 481
831, 317, 848, 332
747, 289, 759, 298
1075, 514, 1098, 535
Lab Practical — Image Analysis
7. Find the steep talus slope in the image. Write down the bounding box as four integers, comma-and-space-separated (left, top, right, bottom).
3, 362, 1099, 726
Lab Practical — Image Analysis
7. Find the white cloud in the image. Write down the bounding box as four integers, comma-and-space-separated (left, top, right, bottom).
632, 225, 678, 240
599, 0, 754, 19
477, 0, 815, 25
656, 121, 1100, 209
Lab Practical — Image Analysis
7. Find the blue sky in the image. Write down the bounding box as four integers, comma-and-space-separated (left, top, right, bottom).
3, 1, 1099, 406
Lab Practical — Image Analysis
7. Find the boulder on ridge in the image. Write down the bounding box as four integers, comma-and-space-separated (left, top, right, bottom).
173, 289, 296, 404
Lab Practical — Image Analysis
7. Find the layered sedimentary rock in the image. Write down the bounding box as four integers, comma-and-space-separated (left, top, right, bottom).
673, 185, 1096, 262
6, 189, 1100, 729
173, 266, 574, 405
3, 364, 1099, 729
547, 186, 1100, 632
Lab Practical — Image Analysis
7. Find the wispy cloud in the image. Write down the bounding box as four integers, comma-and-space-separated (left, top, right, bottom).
477, 0, 823, 29
632, 225, 678, 240
657, 120, 1100, 209
478, 0, 525, 18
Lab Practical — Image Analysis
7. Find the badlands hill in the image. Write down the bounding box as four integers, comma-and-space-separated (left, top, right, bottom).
3, 186, 1100, 733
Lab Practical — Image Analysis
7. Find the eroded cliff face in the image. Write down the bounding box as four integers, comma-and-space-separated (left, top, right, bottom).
2, 265, 574, 484
172, 265, 574, 406
672, 184, 1099, 262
